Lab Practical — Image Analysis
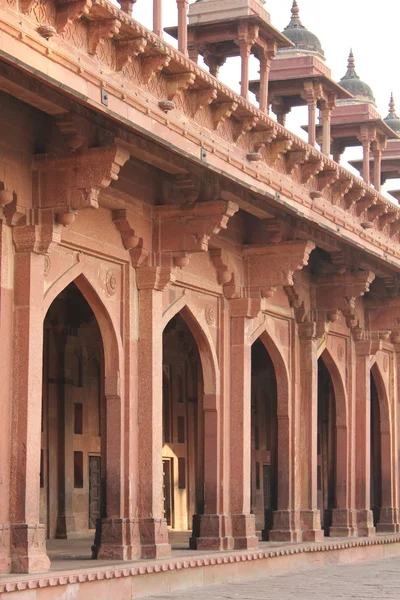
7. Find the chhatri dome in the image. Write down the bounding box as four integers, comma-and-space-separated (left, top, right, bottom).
280, 0, 324, 57
338, 50, 376, 106
384, 93, 400, 134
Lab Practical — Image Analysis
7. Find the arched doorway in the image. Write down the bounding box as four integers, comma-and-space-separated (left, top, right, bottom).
40, 282, 105, 544
250, 339, 278, 540
162, 313, 204, 536
317, 357, 336, 536
370, 372, 382, 527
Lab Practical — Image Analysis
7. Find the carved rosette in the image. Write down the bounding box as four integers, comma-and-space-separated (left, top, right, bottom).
105, 269, 117, 296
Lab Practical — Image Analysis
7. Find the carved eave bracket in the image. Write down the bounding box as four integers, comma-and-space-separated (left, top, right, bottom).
56, 0, 93, 33
191, 88, 217, 117
212, 102, 238, 130
32, 145, 130, 214
233, 117, 259, 143
317, 167, 339, 193
243, 240, 316, 299
286, 149, 310, 175
316, 270, 375, 328
142, 54, 171, 85
153, 200, 238, 268
116, 37, 148, 71
88, 18, 121, 56
166, 72, 196, 103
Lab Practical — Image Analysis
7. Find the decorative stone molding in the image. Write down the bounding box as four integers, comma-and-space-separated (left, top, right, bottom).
243, 240, 315, 299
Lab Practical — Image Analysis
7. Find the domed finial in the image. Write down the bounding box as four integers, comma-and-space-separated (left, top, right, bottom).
389, 92, 396, 115
291, 0, 300, 18
347, 49, 355, 70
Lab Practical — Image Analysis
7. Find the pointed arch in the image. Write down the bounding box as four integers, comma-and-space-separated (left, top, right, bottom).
320, 347, 348, 428
44, 270, 122, 379
163, 299, 220, 397
371, 362, 391, 431
250, 322, 290, 418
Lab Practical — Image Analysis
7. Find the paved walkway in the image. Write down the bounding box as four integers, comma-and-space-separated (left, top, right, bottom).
146, 556, 400, 599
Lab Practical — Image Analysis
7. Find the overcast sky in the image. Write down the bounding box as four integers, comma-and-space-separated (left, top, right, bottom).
130, 0, 400, 196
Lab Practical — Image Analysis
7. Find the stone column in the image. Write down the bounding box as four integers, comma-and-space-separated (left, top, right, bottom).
176, 0, 189, 56
239, 41, 251, 100
354, 341, 375, 536
298, 322, 324, 541
307, 100, 317, 147
361, 139, 371, 186
372, 141, 382, 192
153, 0, 162, 37
0, 207, 13, 572
228, 299, 258, 550
321, 106, 332, 157
258, 47, 275, 114
9, 223, 58, 573
136, 267, 172, 559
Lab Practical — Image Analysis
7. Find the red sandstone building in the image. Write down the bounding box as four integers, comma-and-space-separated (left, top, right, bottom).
1, 0, 400, 597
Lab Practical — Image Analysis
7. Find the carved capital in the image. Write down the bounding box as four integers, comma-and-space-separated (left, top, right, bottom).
136, 266, 176, 291
243, 240, 315, 298
12, 209, 62, 254
229, 297, 262, 319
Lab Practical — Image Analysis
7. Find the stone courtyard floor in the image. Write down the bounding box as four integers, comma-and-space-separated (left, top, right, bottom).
145, 555, 400, 599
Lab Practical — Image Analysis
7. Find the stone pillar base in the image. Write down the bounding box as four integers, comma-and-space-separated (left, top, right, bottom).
356, 509, 376, 537
376, 508, 400, 533
95, 518, 141, 560
268, 510, 302, 542
139, 517, 171, 559
55, 515, 77, 540
193, 514, 234, 551
10, 524, 50, 574
232, 514, 258, 550
299, 510, 324, 542
329, 508, 358, 538
0, 524, 10, 573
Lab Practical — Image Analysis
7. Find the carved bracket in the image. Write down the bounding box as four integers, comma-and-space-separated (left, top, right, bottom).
56, 0, 92, 32
12, 208, 62, 255
233, 117, 259, 143
316, 270, 375, 324
166, 72, 196, 103
88, 19, 121, 56
191, 88, 217, 117
343, 185, 365, 210
32, 145, 130, 212
142, 54, 171, 84
317, 167, 339, 193
153, 200, 238, 267
286, 149, 310, 175
331, 177, 353, 206
243, 240, 315, 298
116, 37, 148, 71
210, 248, 234, 285
136, 266, 176, 291
212, 102, 238, 130
301, 159, 324, 185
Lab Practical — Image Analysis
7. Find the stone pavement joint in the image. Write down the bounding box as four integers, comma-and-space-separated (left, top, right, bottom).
143, 556, 400, 599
